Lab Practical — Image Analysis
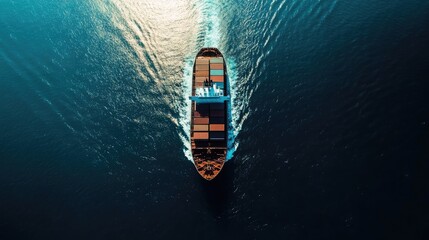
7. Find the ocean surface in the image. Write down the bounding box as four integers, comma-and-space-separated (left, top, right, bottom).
1, 0, 428, 239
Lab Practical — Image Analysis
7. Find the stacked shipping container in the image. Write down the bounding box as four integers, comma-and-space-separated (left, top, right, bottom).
191, 57, 226, 144
192, 103, 225, 141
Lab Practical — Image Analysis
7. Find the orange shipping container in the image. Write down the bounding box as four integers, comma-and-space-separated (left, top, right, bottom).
196, 58, 209, 64
193, 132, 209, 140
194, 117, 209, 124
194, 125, 209, 131
195, 77, 207, 82
211, 76, 224, 82
195, 71, 209, 77
196, 64, 209, 71
210, 124, 225, 131
210, 64, 223, 70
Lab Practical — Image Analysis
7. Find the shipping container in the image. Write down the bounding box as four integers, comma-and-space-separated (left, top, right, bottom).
210, 57, 223, 64
194, 125, 209, 131
209, 117, 225, 124
196, 64, 209, 71
196, 103, 209, 111
210, 64, 223, 70
209, 131, 225, 140
196, 58, 209, 64
195, 108, 209, 116
195, 77, 207, 83
210, 69, 224, 76
209, 124, 225, 131
211, 76, 224, 82
194, 109, 209, 117
195, 70, 209, 77
210, 103, 225, 110
194, 117, 209, 125
210, 110, 224, 117
193, 132, 209, 140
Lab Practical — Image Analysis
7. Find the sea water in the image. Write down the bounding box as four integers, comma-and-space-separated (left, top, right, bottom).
0, 0, 428, 239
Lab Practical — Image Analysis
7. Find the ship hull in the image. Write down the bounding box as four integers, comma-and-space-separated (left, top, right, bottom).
190, 48, 228, 180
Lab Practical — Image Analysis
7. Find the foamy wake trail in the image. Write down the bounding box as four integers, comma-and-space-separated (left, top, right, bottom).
225, 58, 241, 161
180, 0, 243, 162
201, 0, 221, 47
179, 58, 194, 162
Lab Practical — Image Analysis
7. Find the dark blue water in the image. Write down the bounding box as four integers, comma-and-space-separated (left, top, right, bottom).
1, 0, 428, 239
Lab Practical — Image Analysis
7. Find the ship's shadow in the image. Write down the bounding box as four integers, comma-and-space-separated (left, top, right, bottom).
197, 159, 235, 217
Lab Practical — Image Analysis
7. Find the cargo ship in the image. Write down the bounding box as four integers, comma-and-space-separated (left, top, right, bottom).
189, 48, 229, 180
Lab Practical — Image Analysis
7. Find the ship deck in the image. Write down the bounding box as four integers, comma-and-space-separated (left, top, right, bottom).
190, 48, 228, 180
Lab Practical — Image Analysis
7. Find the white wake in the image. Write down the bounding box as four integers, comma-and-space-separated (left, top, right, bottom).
180, 0, 242, 162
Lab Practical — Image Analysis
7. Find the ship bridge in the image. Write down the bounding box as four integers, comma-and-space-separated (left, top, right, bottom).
189, 83, 230, 103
